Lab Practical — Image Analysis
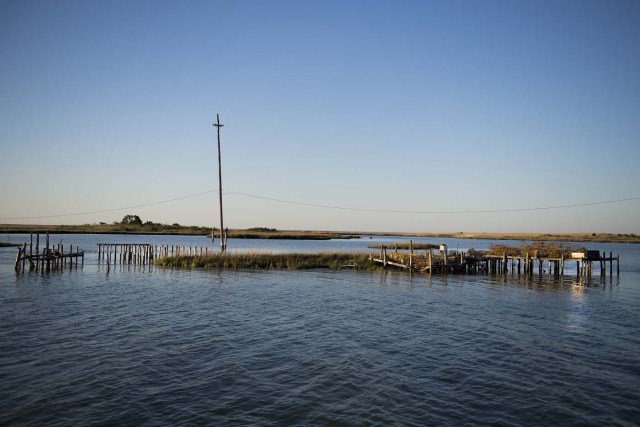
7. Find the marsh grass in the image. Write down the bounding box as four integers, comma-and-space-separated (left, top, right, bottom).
155, 252, 381, 271
0, 242, 21, 247
367, 243, 438, 250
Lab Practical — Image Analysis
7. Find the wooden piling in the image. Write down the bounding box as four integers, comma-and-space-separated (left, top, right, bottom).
409, 240, 413, 269
610, 251, 613, 277
14, 247, 22, 272
46, 233, 50, 272
35, 233, 40, 271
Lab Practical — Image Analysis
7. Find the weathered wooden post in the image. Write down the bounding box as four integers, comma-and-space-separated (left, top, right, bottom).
15, 247, 22, 272
617, 255, 620, 277
409, 240, 413, 270
35, 233, 40, 271
45, 232, 50, 272
609, 251, 613, 277
576, 260, 580, 278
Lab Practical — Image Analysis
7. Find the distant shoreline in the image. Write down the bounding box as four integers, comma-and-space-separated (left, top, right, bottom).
366, 232, 640, 244
1, 224, 637, 244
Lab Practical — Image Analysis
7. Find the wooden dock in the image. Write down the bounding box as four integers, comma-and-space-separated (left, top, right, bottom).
372, 241, 619, 279
14, 232, 84, 273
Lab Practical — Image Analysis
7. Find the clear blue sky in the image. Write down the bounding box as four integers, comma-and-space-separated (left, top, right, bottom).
1, 0, 639, 232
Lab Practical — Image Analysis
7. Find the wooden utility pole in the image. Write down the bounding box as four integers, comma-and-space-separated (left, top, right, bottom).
214, 113, 226, 252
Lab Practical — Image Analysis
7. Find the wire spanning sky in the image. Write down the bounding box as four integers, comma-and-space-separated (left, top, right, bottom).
1, 0, 639, 232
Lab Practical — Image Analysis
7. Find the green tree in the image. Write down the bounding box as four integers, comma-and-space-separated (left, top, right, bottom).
121, 214, 142, 225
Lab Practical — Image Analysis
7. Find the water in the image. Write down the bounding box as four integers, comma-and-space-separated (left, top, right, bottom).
1, 235, 639, 425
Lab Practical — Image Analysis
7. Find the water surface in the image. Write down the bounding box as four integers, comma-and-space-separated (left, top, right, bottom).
1, 235, 639, 425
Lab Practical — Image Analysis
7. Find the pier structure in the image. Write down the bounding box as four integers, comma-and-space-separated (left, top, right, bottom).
372, 242, 619, 279
14, 232, 84, 273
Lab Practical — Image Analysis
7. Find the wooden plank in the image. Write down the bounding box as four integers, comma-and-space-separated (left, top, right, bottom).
14, 247, 22, 272
35, 233, 40, 271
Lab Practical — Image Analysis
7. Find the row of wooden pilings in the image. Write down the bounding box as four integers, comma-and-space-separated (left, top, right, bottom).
483, 251, 620, 278
14, 232, 84, 273
97, 244, 220, 268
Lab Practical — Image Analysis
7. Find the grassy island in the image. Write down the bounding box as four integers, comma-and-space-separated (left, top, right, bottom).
154, 252, 380, 271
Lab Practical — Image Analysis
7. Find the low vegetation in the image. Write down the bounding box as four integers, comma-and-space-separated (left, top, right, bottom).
0, 242, 21, 247
2, 216, 637, 244
155, 252, 380, 271
403, 232, 640, 244
1, 217, 357, 239
231, 230, 357, 240
368, 243, 438, 250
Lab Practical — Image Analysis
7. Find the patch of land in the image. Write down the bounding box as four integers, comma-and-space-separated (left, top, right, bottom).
0, 224, 357, 240
0, 242, 21, 247
394, 232, 640, 244
155, 252, 380, 270
368, 243, 438, 250
0, 223, 211, 236
1, 224, 637, 243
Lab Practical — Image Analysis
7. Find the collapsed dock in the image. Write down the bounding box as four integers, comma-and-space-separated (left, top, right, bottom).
14, 232, 84, 273
373, 242, 620, 278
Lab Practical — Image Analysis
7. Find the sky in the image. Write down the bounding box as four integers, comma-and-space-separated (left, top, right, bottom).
1, 0, 639, 233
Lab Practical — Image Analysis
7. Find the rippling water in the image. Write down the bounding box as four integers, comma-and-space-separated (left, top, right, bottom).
1, 235, 639, 425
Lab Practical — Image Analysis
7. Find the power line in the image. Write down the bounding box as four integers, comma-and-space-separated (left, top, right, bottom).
0, 190, 215, 220
1, 189, 638, 221
225, 191, 640, 214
